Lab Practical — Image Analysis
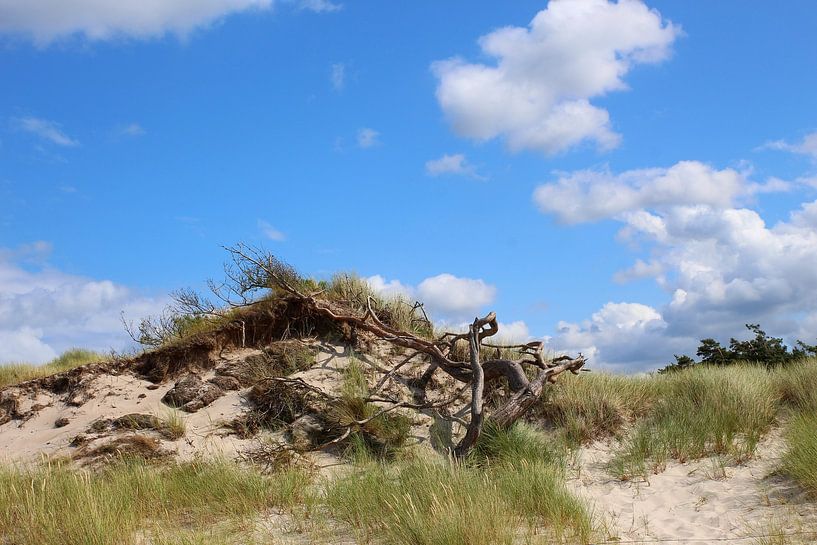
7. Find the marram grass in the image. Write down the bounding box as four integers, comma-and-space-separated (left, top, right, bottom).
0, 348, 105, 389
0, 458, 312, 545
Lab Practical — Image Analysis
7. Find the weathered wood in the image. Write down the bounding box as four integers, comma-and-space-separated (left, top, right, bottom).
224, 244, 588, 457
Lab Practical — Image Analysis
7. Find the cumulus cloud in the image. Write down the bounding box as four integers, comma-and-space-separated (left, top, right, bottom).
365, 275, 412, 300
418, 274, 497, 320
425, 153, 485, 180
496, 320, 530, 343
357, 128, 380, 148
550, 302, 686, 371
258, 220, 286, 241
762, 131, 817, 160
15, 116, 78, 147
0, 243, 166, 364
366, 272, 497, 322
549, 201, 817, 370
432, 0, 679, 155
534, 161, 749, 224
0, 0, 273, 44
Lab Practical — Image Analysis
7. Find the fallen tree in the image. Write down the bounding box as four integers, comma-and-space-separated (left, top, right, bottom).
135, 244, 588, 458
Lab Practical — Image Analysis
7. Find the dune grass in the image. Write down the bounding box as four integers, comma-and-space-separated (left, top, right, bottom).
535, 363, 817, 480
0, 348, 105, 389
0, 458, 312, 545
775, 361, 817, 495
606, 365, 777, 479
536, 371, 660, 446
326, 423, 594, 545
781, 412, 817, 496
159, 409, 188, 440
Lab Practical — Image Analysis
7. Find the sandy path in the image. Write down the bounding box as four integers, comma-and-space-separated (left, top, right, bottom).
568, 431, 817, 544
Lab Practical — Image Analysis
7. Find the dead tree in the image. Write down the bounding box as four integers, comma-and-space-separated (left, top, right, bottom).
215, 244, 587, 458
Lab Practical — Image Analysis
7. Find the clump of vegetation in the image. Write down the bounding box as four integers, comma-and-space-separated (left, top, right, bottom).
332, 357, 411, 460
607, 365, 777, 480
661, 324, 817, 372
781, 412, 817, 495
242, 341, 317, 384
535, 372, 659, 446
0, 459, 312, 545
159, 410, 187, 440
326, 423, 593, 545
0, 348, 105, 389
773, 360, 817, 412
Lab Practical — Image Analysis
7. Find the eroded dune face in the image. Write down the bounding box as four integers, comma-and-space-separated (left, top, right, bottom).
0, 338, 439, 468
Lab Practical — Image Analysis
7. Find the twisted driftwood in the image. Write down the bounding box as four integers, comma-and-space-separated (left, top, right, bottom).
219, 244, 587, 457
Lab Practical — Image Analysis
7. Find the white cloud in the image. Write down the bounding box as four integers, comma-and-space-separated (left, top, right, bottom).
550, 200, 817, 371
425, 153, 485, 180
762, 131, 817, 160
495, 320, 530, 343
365, 275, 413, 300
418, 274, 496, 321
15, 116, 78, 147
357, 127, 380, 149
258, 220, 286, 241
294, 0, 341, 13
533, 161, 759, 224
0, 243, 166, 364
0, 0, 273, 44
432, 0, 679, 155
330, 63, 345, 91
0, 327, 58, 363
366, 272, 497, 322
550, 302, 686, 371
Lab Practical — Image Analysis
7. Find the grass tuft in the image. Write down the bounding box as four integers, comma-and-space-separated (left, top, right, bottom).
0, 348, 105, 389
0, 459, 312, 545
607, 365, 777, 480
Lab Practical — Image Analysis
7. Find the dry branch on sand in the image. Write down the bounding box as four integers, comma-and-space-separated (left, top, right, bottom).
187, 244, 589, 458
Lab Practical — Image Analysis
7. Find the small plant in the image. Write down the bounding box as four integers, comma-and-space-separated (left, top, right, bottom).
160, 410, 187, 440
332, 357, 411, 459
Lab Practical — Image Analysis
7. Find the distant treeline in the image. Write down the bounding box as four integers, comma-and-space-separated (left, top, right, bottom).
660, 324, 817, 373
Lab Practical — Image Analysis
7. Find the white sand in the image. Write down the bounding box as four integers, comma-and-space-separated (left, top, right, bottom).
569, 431, 817, 544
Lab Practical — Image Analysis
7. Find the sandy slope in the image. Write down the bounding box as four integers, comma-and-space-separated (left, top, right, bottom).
569, 431, 817, 544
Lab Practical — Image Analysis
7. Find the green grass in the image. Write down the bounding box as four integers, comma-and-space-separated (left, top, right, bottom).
0, 458, 312, 545
607, 365, 777, 480
326, 423, 594, 545
536, 371, 660, 445
0, 348, 105, 389
773, 360, 817, 412
160, 409, 187, 440
781, 412, 817, 496
776, 361, 817, 495
535, 363, 816, 480
332, 356, 411, 460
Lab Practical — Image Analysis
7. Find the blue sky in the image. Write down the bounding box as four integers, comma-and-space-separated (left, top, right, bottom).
1, 0, 817, 370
